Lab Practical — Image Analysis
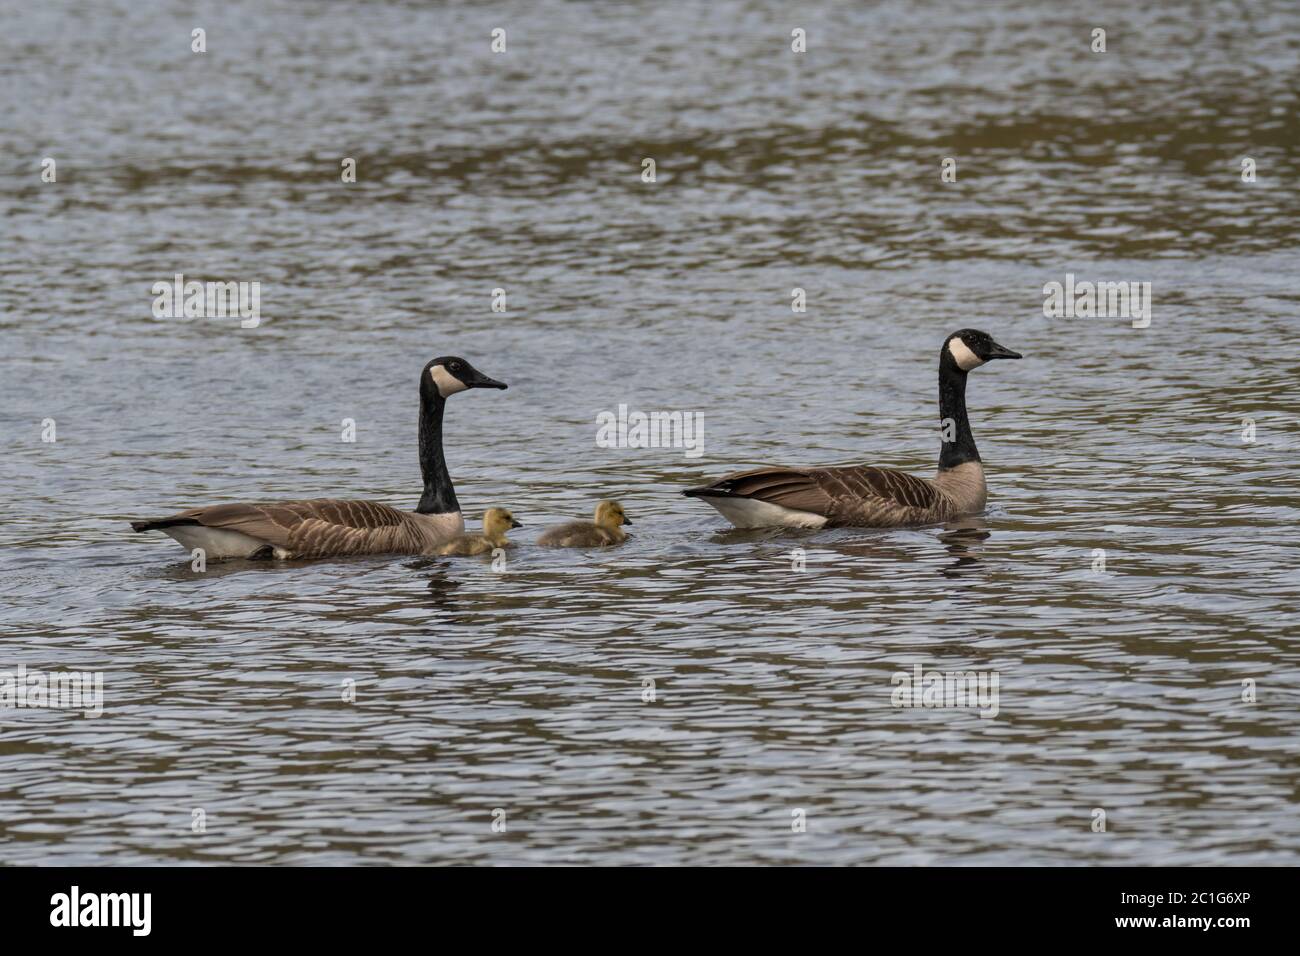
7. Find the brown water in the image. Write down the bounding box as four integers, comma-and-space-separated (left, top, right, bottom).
1, 0, 1298, 865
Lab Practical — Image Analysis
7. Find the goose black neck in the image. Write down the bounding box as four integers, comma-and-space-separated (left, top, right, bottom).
938, 361, 980, 470
416, 392, 459, 514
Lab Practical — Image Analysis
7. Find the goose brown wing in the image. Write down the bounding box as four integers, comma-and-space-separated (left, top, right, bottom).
176, 498, 418, 556
687, 467, 836, 515
688, 465, 944, 525
809, 465, 942, 511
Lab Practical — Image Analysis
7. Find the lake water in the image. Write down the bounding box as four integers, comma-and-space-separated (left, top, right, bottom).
1, 0, 1298, 865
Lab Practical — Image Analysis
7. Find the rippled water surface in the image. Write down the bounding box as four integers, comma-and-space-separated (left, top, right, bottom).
2, 0, 1299, 865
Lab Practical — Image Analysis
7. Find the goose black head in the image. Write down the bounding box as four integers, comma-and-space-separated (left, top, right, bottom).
423, 356, 508, 399
942, 329, 1022, 372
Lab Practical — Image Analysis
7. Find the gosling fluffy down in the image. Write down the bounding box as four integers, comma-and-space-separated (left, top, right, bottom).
438, 508, 521, 556
537, 500, 631, 548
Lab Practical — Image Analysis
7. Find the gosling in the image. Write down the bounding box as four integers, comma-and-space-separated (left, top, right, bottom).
537, 500, 631, 548
438, 508, 521, 556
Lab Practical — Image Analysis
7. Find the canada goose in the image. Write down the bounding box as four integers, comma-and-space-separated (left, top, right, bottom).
129, 356, 507, 558
683, 329, 1022, 528
537, 500, 631, 548
438, 508, 522, 556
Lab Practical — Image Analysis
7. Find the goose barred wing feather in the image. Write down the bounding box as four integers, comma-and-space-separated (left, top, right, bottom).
698, 465, 952, 527
815, 465, 943, 511
695, 467, 836, 515
176, 498, 430, 557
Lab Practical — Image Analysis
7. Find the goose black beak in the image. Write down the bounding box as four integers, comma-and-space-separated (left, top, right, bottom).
510, 519, 523, 528
987, 343, 1022, 360
469, 373, 508, 389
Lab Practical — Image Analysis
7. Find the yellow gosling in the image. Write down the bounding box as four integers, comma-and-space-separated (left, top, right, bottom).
438, 507, 521, 556
537, 500, 630, 548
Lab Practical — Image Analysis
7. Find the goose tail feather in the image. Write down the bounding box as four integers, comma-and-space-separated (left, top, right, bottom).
130, 517, 200, 532
682, 485, 738, 499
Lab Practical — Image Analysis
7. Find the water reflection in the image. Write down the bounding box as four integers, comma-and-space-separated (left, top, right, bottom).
1, 0, 1298, 865
424, 570, 464, 614
938, 521, 992, 579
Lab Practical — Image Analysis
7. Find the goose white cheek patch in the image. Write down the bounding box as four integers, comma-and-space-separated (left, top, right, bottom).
430, 365, 468, 397
948, 338, 984, 371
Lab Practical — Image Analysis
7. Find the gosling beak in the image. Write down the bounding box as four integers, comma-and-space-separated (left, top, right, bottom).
986, 342, 1022, 360
621, 516, 632, 525
510, 519, 522, 529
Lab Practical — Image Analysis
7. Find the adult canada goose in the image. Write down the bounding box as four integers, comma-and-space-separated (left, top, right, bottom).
129, 356, 507, 558
438, 508, 522, 556
537, 500, 631, 548
683, 329, 1021, 528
